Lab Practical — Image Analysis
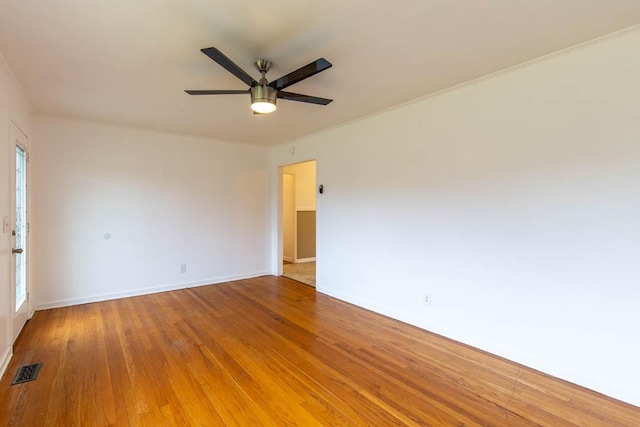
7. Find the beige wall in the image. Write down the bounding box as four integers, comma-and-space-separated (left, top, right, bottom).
296, 211, 316, 259
283, 161, 316, 210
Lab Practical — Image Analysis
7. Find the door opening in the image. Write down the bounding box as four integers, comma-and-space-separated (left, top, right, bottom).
280, 160, 316, 287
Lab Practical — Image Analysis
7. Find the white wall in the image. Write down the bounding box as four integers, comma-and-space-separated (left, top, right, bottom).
270, 28, 640, 406
0, 51, 31, 379
32, 115, 270, 308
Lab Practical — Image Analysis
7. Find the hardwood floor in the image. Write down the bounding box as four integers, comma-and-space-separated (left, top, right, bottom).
1, 276, 638, 426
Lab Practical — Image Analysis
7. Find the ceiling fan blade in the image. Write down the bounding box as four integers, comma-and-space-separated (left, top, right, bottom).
278, 91, 333, 105
201, 47, 257, 87
185, 90, 248, 95
269, 58, 332, 90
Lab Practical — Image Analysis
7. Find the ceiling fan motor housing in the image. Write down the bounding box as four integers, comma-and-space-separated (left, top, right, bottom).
250, 85, 277, 111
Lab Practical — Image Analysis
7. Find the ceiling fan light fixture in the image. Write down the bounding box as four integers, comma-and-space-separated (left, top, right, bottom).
250, 85, 277, 113
185, 48, 333, 113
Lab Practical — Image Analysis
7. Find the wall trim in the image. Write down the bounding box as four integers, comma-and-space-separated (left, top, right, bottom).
0, 347, 13, 382
35, 271, 271, 311
296, 257, 316, 263
283, 256, 293, 263
318, 285, 640, 408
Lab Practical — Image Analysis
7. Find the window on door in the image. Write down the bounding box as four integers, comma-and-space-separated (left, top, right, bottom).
15, 145, 27, 309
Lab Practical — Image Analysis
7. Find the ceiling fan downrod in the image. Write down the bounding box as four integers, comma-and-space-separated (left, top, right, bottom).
251, 59, 277, 112
254, 59, 272, 85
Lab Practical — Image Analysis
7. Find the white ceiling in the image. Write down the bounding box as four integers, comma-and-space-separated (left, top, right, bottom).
1, 1, 639, 146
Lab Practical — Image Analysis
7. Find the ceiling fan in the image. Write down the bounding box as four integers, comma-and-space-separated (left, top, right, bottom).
185, 47, 333, 114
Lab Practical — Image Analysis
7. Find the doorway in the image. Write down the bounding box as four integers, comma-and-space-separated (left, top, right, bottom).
281, 160, 316, 287
10, 123, 30, 342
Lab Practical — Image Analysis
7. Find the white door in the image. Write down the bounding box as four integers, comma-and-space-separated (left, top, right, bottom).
11, 124, 29, 342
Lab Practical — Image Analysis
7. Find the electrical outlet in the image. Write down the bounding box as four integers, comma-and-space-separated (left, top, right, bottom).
424, 294, 432, 306
179, 263, 187, 274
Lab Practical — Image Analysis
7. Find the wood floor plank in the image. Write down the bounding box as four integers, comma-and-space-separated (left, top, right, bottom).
1, 275, 639, 426
206, 288, 468, 425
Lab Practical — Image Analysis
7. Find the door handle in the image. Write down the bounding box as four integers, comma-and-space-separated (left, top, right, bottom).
12, 248, 23, 254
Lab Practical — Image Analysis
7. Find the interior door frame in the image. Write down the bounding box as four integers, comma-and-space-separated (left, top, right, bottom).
9, 121, 31, 343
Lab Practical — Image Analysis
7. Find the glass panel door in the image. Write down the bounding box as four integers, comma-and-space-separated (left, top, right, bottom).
15, 145, 27, 310
11, 123, 30, 343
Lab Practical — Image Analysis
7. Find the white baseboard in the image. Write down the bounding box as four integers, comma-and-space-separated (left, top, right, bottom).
0, 346, 12, 381
35, 271, 272, 311
296, 257, 316, 263
318, 285, 640, 408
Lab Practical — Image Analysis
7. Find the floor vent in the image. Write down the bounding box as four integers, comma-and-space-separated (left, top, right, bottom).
11, 363, 42, 385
